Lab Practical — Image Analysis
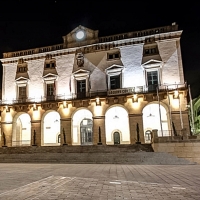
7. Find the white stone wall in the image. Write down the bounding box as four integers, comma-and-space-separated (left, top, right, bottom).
157, 39, 183, 85
120, 45, 144, 88
2, 38, 184, 102
3, 63, 17, 101
152, 142, 200, 164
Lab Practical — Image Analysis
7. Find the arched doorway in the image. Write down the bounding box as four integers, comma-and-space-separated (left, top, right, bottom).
143, 103, 170, 142
72, 109, 93, 145
105, 106, 130, 145
80, 118, 93, 145
12, 113, 31, 146
41, 111, 60, 146
113, 131, 120, 144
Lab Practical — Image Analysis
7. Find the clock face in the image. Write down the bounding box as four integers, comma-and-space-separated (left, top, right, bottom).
76, 30, 85, 40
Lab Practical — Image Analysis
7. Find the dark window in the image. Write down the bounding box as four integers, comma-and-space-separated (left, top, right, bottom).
46, 84, 55, 100
77, 80, 86, 98
18, 67, 27, 72
45, 62, 55, 69
108, 52, 120, 60
144, 47, 158, 55
110, 75, 120, 89
147, 71, 158, 91
19, 86, 26, 100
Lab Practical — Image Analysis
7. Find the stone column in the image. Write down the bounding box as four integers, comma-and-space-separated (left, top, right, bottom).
151, 129, 158, 143
93, 116, 105, 145
61, 118, 72, 145
129, 114, 144, 144
1, 123, 12, 147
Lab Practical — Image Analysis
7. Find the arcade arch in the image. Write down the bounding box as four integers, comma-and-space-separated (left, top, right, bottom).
12, 112, 31, 146
41, 110, 61, 146
105, 105, 130, 145
142, 103, 170, 143
72, 108, 93, 145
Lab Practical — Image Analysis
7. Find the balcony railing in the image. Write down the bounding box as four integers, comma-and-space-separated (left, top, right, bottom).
0, 84, 187, 105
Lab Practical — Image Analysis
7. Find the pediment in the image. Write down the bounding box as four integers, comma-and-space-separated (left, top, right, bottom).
15, 76, 29, 84
141, 59, 163, 68
15, 74, 29, 82
42, 73, 58, 81
70, 25, 97, 36
62, 25, 99, 48
73, 69, 90, 77
106, 64, 124, 73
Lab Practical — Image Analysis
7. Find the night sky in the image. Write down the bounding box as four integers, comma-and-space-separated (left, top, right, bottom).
0, 1, 200, 98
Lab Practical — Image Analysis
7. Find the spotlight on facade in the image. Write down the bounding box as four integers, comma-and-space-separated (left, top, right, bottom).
63, 101, 68, 108
33, 103, 38, 111
96, 97, 101, 106
5, 105, 10, 112
173, 90, 179, 99
132, 94, 138, 103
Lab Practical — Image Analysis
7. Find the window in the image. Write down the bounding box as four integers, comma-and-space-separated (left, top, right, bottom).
17, 58, 28, 73
107, 52, 120, 60
45, 62, 55, 69
46, 83, 55, 100
106, 65, 124, 90
18, 86, 26, 101
147, 71, 158, 91
143, 45, 158, 56
18, 67, 27, 72
44, 54, 56, 69
110, 75, 120, 89
77, 80, 86, 98
73, 69, 90, 99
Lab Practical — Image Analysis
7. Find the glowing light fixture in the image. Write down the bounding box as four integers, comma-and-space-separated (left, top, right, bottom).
5, 105, 10, 112
173, 90, 179, 99
76, 30, 85, 40
33, 103, 38, 111
132, 94, 138, 103
96, 97, 101, 106
63, 101, 68, 108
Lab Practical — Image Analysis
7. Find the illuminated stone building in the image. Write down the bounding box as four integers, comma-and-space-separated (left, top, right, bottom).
0, 22, 189, 147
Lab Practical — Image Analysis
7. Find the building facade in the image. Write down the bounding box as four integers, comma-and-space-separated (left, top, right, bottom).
0, 23, 189, 147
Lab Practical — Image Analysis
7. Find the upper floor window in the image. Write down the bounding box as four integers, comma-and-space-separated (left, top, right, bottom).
105, 65, 124, 90
17, 58, 28, 73
107, 52, 120, 60
18, 66, 27, 72
18, 86, 27, 100
44, 54, 56, 69
73, 69, 90, 99
142, 59, 163, 92
147, 71, 158, 91
45, 62, 55, 69
143, 45, 158, 56
110, 75, 120, 89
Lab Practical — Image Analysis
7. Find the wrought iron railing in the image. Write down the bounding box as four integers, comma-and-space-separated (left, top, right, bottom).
0, 83, 187, 105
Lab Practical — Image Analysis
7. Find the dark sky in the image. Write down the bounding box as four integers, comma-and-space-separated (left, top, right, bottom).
0, 0, 200, 98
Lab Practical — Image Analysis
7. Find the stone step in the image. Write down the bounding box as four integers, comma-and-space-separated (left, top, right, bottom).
0, 150, 196, 165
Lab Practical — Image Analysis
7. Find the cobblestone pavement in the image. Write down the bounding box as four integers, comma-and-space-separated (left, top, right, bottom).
0, 163, 200, 200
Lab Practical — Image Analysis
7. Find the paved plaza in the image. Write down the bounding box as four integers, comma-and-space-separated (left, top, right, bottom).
0, 163, 199, 200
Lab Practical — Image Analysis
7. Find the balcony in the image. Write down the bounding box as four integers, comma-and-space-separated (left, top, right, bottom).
0, 84, 187, 106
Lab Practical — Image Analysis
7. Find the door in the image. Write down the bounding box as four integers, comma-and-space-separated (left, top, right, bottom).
80, 119, 93, 145
114, 132, 120, 144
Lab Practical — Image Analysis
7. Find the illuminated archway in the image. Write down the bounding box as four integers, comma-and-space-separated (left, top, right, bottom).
41, 110, 60, 146
72, 108, 93, 145
142, 103, 170, 142
105, 105, 130, 145
12, 112, 31, 146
